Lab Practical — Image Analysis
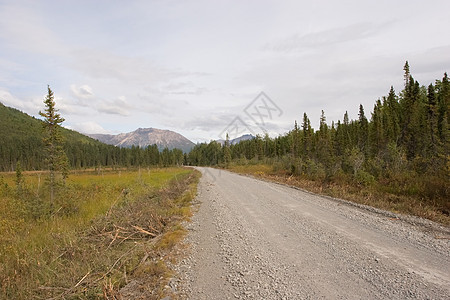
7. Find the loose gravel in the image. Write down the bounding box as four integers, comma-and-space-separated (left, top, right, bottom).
171, 167, 449, 299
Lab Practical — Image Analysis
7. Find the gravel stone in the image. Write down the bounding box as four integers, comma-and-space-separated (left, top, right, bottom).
172, 167, 450, 299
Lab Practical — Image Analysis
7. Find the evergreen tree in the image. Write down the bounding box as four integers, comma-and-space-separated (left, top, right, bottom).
263, 133, 275, 157
301, 113, 313, 157
337, 111, 352, 154
400, 75, 427, 159
427, 83, 438, 154
358, 104, 369, 154
39, 86, 69, 202
291, 120, 300, 158
384, 86, 400, 144
160, 147, 171, 167
317, 110, 334, 174
436, 73, 449, 145
403, 61, 410, 87
369, 100, 385, 156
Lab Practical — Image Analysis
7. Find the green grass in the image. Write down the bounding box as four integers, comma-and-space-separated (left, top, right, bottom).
0, 167, 199, 299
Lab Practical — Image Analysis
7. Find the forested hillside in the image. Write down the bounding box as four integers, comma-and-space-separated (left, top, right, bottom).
188, 63, 449, 216
0, 103, 185, 171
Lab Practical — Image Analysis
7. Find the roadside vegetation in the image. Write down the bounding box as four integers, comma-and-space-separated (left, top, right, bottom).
188, 63, 449, 225
0, 85, 200, 299
0, 167, 199, 299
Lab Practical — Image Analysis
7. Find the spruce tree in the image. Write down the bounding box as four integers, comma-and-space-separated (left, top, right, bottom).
403, 61, 410, 87
317, 110, 334, 174
39, 86, 69, 203
369, 100, 385, 157
384, 86, 400, 144
301, 113, 312, 157
399, 72, 423, 159
437, 73, 449, 144
427, 83, 438, 154
342, 111, 351, 149
358, 104, 369, 154
291, 120, 300, 158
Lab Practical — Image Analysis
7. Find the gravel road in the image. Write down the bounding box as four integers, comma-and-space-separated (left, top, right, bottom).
173, 167, 450, 299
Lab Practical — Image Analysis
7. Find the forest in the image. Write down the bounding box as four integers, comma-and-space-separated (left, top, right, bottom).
1, 62, 448, 216
187, 63, 449, 215
0, 102, 185, 172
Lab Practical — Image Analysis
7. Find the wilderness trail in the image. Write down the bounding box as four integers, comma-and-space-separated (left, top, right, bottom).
174, 167, 450, 299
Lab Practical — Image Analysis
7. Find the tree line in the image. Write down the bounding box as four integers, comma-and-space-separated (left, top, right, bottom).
0, 101, 185, 172
188, 63, 449, 206
1, 136, 185, 172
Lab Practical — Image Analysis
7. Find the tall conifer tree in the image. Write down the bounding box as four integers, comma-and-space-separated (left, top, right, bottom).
39, 86, 69, 202
358, 104, 369, 154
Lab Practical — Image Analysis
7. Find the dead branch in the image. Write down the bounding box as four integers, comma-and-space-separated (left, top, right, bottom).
147, 224, 160, 234
131, 225, 157, 237
107, 230, 120, 250
74, 271, 91, 288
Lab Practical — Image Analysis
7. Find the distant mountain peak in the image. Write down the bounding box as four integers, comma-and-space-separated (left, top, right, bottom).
217, 134, 255, 145
88, 127, 195, 153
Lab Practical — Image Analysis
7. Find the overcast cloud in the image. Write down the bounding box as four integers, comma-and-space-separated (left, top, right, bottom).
0, 0, 449, 142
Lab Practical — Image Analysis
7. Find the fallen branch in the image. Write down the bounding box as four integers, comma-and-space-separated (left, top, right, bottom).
107, 230, 120, 250
74, 271, 91, 289
131, 225, 157, 237
116, 232, 140, 247
147, 224, 160, 234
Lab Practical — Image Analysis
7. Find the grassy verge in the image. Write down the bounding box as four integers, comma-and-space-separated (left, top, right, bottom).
226, 164, 449, 226
0, 167, 200, 299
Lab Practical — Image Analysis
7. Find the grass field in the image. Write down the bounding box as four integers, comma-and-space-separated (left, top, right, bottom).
0, 167, 199, 299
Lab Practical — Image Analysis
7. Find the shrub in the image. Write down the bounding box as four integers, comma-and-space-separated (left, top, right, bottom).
355, 170, 375, 186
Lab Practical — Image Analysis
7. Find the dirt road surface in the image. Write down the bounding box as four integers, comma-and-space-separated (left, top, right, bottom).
174, 167, 450, 299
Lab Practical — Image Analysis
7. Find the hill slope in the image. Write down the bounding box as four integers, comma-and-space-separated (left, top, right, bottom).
0, 102, 107, 171
0, 102, 102, 144
89, 128, 195, 153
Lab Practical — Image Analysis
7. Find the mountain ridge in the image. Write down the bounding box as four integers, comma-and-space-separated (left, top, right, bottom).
88, 128, 195, 153
217, 134, 255, 145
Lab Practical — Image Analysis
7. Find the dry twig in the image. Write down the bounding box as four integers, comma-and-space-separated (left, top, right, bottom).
131, 225, 157, 237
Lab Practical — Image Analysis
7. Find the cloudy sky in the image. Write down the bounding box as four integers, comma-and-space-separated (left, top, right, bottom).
1, 0, 449, 142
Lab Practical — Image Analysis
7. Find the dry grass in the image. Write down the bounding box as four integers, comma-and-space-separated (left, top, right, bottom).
227, 164, 450, 225
0, 167, 200, 299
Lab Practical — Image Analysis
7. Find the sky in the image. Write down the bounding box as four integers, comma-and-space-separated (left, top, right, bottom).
1, 0, 449, 143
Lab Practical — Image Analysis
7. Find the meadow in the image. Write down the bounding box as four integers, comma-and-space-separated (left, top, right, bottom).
0, 167, 199, 299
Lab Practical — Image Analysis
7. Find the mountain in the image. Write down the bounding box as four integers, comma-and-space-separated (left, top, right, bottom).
89, 128, 195, 153
217, 134, 255, 146
230, 134, 255, 144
